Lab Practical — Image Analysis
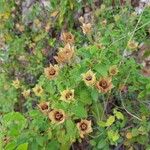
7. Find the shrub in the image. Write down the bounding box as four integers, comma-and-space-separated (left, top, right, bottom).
1, 0, 150, 149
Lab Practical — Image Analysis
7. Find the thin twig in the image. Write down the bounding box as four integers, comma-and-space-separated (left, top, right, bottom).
119, 71, 142, 121
100, 92, 111, 120
118, 7, 146, 68
108, 8, 150, 49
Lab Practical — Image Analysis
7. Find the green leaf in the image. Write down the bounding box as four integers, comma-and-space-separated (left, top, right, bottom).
98, 121, 106, 127
3, 112, 26, 124
107, 130, 120, 142
48, 130, 52, 140
57, 130, 69, 144
30, 141, 38, 150
92, 102, 103, 122
113, 109, 124, 120
72, 104, 87, 118
138, 91, 146, 99
46, 140, 60, 150
94, 63, 108, 76
97, 139, 107, 149
131, 128, 139, 137
91, 89, 99, 102
66, 119, 76, 140
2, 112, 27, 136
16, 143, 28, 150
78, 88, 92, 105
90, 140, 96, 146
33, 32, 47, 42
105, 116, 115, 127
146, 83, 150, 91
60, 143, 71, 150
5, 141, 16, 150
36, 136, 45, 146
29, 110, 41, 117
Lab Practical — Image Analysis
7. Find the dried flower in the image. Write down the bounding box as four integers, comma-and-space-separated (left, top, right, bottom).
127, 40, 138, 50
82, 70, 96, 87
78, 16, 84, 24
3, 136, 10, 144
0, 13, 10, 20
37, 102, 50, 115
22, 89, 30, 98
54, 44, 75, 64
60, 89, 74, 103
33, 19, 41, 29
60, 32, 74, 44
131, 12, 137, 18
0, 36, 5, 49
16, 23, 24, 32
81, 23, 92, 35
44, 64, 59, 80
45, 22, 51, 32
101, 19, 107, 27
15, 0, 20, 5
95, 43, 105, 49
33, 85, 43, 96
126, 132, 132, 139
77, 119, 93, 138
29, 42, 36, 49
48, 109, 66, 124
96, 77, 113, 93
50, 11, 59, 18
109, 65, 119, 76
12, 78, 20, 89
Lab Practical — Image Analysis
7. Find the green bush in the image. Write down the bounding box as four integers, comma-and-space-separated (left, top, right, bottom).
1, 0, 150, 149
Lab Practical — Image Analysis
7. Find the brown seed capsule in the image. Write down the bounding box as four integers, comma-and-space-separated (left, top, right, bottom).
81, 23, 92, 35
37, 102, 50, 115
32, 85, 43, 96
82, 70, 96, 87
48, 109, 66, 124
60, 89, 74, 103
109, 65, 119, 76
76, 119, 93, 138
54, 44, 75, 64
44, 64, 59, 80
96, 77, 113, 93
127, 40, 138, 50
60, 32, 74, 44
22, 89, 30, 98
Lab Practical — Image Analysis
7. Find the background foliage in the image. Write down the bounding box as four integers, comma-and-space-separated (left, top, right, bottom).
0, 0, 150, 149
